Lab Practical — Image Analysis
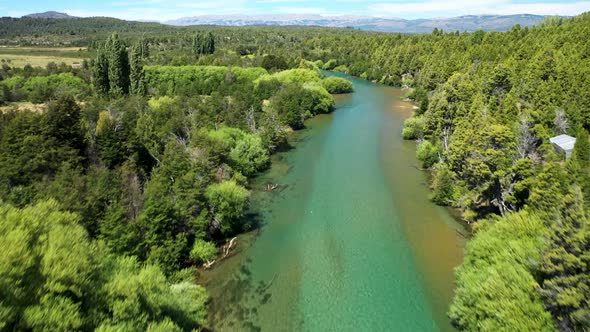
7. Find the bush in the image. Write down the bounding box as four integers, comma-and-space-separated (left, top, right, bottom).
205, 180, 250, 235
303, 83, 335, 114
322, 59, 338, 70
402, 115, 425, 140
229, 134, 270, 176
416, 140, 439, 168
430, 163, 454, 205
256, 68, 321, 85
21, 73, 89, 103
189, 239, 217, 263
321, 77, 353, 94
261, 54, 288, 72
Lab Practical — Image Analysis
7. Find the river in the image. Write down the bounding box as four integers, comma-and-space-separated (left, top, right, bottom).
200, 73, 468, 331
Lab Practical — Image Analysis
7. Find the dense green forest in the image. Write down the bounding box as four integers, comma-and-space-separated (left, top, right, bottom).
0, 13, 589, 331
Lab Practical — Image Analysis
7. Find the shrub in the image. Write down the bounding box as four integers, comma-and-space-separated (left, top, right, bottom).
205, 180, 250, 235
321, 77, 353, 94
256, 68, 321, 85
189, 239, 218, 263
416, 140, 439, 168
229, 134, 270, 176
402, 115, 425, 140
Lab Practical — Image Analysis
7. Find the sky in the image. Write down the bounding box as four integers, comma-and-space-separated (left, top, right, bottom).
2, 0, 590, 22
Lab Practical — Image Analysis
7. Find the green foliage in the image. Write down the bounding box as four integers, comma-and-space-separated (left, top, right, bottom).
416, 140, 439, 169
7, 13, 590, 330
145, 65, 267, 96
106, 33, 130, 95
321, 76, 353, 94
538, 188, 590, 331
93, 48, 110, 96
193, 32, 215, 55
256, 68, 321, 85
449, 211, 555, 331
402, 116, 425, 140
96, 111, 126, 168
430, 163, 454, 205
261, 54, 289, 72
573, 129, 590, 169
0, 200, 206, 330
21, 73, 89, 103
129, 43, 146, 96
269, 83, 334, 129
228, 133, 270, 176
190, 239, 218, 263
205, 180, 250, 235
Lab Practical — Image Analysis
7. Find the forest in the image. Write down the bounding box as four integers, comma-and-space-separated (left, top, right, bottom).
0, 12, 589, 331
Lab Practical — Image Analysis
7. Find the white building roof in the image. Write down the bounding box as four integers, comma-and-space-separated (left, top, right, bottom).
550, 134, 576, 152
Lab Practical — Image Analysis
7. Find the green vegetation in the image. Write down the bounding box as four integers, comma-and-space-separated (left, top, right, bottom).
321, 76, 353, 94
449, 211, 554, 331
0, 199, 207, 331
0, 27, 348, 330
1, 12, 589, 331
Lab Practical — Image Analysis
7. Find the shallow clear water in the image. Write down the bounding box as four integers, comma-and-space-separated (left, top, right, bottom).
201, 73, 468, 331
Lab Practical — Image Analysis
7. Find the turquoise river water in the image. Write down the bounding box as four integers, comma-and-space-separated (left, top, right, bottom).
200, 73, 469, 331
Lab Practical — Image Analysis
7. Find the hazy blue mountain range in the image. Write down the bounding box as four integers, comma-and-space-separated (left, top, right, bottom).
165, 14, 549, 32
21, 12, 550, 33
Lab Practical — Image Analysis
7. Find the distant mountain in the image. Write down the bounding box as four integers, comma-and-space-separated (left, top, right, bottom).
165, 14, 549, 33
23, 11, 74, 19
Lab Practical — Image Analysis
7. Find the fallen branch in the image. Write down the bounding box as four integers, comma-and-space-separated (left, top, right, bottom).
265, 183, 279, 192
262, 273, 277, 292
223, 237, 237, 258
203, 260, 216, 269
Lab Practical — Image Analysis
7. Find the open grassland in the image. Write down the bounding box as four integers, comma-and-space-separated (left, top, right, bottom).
0, 102, 47, 113
0, 47, 89, 68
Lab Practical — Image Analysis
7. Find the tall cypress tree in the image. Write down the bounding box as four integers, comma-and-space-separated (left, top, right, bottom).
106, 33, 130, 95
129, 44, 146, 96
192, 33, 203, 55
206, 32, 215, 54
92, 46, 110, 96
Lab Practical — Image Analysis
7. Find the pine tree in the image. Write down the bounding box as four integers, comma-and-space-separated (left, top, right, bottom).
106, 33, 130, 95
539, 187, 590, 331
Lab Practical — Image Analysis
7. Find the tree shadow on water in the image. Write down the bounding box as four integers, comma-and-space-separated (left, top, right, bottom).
208, 260, 275, 332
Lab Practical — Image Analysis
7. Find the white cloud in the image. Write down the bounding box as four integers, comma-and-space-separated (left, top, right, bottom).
369, 0, 590, 17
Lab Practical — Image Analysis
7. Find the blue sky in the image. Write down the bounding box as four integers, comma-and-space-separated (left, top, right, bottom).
3, 0, 590, 21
